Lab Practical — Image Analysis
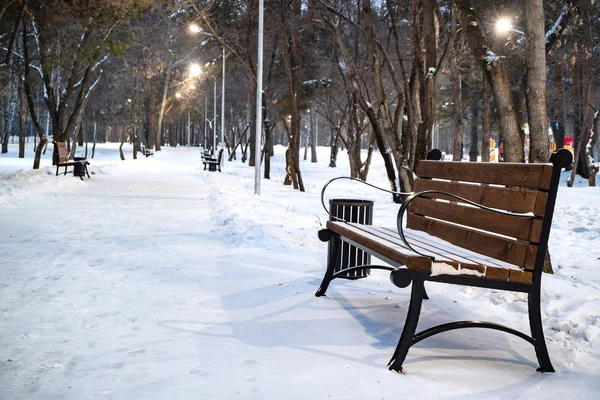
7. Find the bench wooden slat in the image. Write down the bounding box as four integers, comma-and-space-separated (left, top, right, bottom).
406, 214, 538, 270
381, 227, 516, 270
416, 160, 554, 190
409, 197, 543, 243
413, 178, 548, 217
332, 223, 531, 283
373, 226, 529, 282
326, 221, 431, 271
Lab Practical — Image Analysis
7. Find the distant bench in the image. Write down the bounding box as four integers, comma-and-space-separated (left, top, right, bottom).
54, 142, 90, 180
142, 146, 154, 157
203, 149, 223, 172
316, 148, 573, 373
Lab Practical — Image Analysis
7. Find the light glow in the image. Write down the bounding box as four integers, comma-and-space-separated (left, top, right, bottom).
189, 24, 202, 34
496, 18, 513, 34
189, 63, 202, 77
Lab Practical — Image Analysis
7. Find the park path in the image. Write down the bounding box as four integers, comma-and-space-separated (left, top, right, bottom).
0, 157, 237, 398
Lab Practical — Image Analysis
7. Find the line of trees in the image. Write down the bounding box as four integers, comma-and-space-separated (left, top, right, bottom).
1, 0, 598, 188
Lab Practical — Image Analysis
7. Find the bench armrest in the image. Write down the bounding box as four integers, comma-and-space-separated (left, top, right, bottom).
320, 176, 412, 223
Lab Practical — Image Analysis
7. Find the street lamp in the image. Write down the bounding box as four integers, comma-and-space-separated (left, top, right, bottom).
255, 0, 264, 195
189, 63, 202, 77
189, 24, 226, 153
495, 17, 524, 35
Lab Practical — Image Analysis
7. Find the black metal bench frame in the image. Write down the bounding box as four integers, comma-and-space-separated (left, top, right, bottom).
54, 142, 90, 180
203, 149, 223, 172
316, 148, 573, 373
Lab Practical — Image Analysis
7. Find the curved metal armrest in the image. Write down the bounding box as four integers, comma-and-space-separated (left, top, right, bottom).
396, 190, 537, 262
320, 176, 413, 223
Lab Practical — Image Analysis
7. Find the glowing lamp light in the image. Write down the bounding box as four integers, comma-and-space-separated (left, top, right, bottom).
496, 18, 513, 34
189, 23, 202, 34
189, 63, 202, 77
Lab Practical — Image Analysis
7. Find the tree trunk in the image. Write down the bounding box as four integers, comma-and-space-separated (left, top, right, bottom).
414, 0, 438, 165
469, 105, 479, 162
2, 78, 17, 154
329, 124, 338, 168
263, 107, 272, 179
525, 0, 549, 163
156, 67, 171, 152
0, 93, 5, 154
457, 0, 524, 163
91, 120, 97, 158
18, 78, 26, 158
587, 110, 598, 186
280, 0, 305, 191
310, 110, 317, 163
119, 128, 126, 160
450, 47, 463, 161
481, 77, 491, 161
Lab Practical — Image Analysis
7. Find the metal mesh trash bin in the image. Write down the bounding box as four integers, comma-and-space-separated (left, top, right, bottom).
327, 198, 373, 279
73, 157, 86, 177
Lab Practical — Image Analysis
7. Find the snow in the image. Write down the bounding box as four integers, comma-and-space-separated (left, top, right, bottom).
430, 262, 484, 278
545, 5, 568, 44
484, 49, 505, 65
1, 143, 600, 399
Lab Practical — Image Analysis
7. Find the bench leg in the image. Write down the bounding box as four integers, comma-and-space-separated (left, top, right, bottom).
85, 165, 90, 178
315, 235, 341, 297
528, 287, 555, 372
56, 165, 59, 176
388, 278, 425, 372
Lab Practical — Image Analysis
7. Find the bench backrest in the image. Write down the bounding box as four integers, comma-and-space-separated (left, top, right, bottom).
408, 149, 572, 273
55, 142, 70, 162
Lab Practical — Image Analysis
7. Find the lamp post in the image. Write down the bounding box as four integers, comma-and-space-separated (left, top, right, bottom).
254, 0, 264, 195
213, 77, 217, 153
221, 46, 225, 151
190, 24, 226, 155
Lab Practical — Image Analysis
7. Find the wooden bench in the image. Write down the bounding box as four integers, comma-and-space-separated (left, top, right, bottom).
54, 142, 90, 180
203, 149, 223, 172
142, 147, 154, 158
316, 148, 573, 373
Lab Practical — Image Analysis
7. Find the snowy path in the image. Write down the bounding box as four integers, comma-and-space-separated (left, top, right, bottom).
1, 145, 599, 399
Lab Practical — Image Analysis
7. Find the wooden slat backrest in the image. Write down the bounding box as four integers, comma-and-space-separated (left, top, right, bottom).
409, 159, 556, 271
416, 160, 553, 190
413, 179, 548, 217
56, 142, 70, 162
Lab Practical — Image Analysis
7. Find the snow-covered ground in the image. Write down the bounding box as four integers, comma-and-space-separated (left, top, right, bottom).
0, 143, 599, 399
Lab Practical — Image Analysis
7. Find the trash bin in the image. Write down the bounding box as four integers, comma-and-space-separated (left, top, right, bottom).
327, 198, 374, 279
73, 157, 86, 177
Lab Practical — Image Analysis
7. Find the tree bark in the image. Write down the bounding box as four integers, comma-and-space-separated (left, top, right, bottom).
328, 123, 338, 168
457, 0, 524, 163
550, 64, 566, 149
450, 46, 463, 161
310, 109, 317, 163
469, 104, 479, 162
481, 77, 491, 161
525, 0, 549, 164
156, 66, 171, 152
